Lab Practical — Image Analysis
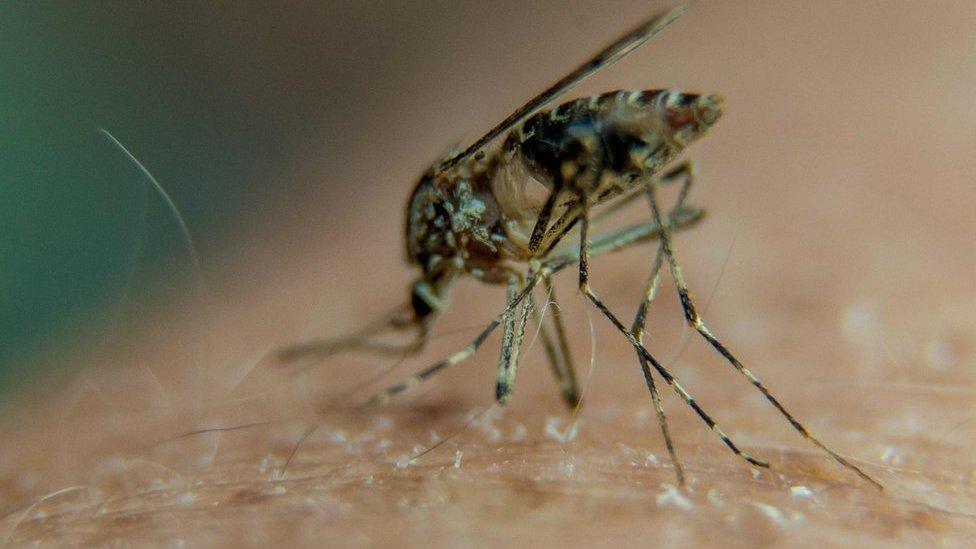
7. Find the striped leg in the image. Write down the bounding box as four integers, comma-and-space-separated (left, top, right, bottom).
643, 172, 883, 490
496, 276, 534, 404
632, 272, 684, 483
557, 206, 704, 264
541, 160, 704, 256
628, 161, 698, 484
531, 203, 702, 412
577, 199, 769, 470
274, 303, 425, 367
358, 276, 540, 410
528, 185, 563, 253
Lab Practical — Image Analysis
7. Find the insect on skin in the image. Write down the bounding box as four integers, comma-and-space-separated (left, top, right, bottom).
276, 3, 883, 490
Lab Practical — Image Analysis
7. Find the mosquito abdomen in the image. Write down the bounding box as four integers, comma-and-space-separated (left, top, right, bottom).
508, 90, 723, 193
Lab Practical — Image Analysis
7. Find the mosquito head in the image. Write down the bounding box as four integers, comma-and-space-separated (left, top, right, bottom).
662, 92, 724, 147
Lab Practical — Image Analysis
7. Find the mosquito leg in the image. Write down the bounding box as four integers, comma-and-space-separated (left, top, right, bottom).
624, 162, 699, 482
540, 186, 639, 255
534, 276, 582, 409
537, 191, 699, 417
496, 275, 533, 404
274, 303, 424, 365
585, 286, 769, 469
539, 165, 702, 257
589, 164, 690, 226
590, 208, 703, 257
528, 186, 562, 253
637, 339, 685, 482
539, 207, 581, 257
629, 245, 685, 483
275, 330, 427, 364
358, 276, 540, 410
631, 160, 697, 343
576, 204, 769, 469
498, 275, 521, 382
541, 207, 704, 280
585, 191, 681, 480
643, 172, 883, 490
658, 160, 695, 207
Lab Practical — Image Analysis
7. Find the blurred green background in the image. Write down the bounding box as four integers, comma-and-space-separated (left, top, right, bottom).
0, 0, 463, 393
1, 0, 548, 393
1, 3, 313, 390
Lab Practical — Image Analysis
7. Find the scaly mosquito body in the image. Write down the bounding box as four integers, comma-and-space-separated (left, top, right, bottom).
276, 3, 883, 490
406, 89, 720, 304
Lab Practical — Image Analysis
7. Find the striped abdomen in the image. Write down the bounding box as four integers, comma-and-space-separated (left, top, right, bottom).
503, 89, 722, 196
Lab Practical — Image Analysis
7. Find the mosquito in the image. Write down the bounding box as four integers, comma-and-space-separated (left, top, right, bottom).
275, 3, 882, 489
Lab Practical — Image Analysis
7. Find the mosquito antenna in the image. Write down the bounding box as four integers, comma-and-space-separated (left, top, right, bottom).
437, 2, 691, 172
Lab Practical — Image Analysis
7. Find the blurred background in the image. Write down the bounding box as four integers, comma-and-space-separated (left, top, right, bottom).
2, 1, 432, 391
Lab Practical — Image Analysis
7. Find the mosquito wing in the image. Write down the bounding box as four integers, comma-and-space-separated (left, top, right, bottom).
436, 2, 691, 173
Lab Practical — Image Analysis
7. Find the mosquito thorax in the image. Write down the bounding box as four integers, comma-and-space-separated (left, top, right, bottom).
404, 158, 517, 284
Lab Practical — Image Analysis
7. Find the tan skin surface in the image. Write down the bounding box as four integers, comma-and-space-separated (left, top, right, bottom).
2, 2, 975, 546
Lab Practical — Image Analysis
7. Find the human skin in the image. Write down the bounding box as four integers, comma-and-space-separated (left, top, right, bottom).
1, 1, 975, 546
